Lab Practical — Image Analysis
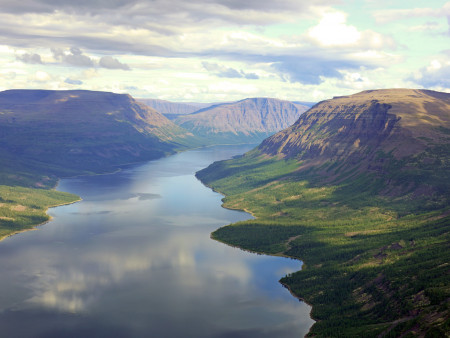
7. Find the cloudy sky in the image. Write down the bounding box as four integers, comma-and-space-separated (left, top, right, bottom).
0, 0, 449, 102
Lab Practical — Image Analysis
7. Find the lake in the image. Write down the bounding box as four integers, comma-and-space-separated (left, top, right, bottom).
0, 145, 313, 337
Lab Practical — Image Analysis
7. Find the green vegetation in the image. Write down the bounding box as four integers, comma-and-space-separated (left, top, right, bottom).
197, 149, 450, 337
0, 185, 80, 241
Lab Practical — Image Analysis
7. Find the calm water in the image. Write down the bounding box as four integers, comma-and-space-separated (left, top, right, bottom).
0, 145, 313, 337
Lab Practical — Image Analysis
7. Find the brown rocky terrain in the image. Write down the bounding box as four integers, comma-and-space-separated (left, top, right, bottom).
175, 97, 309, 144
259, 89, 450, 187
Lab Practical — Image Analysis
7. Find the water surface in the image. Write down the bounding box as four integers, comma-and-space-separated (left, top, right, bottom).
0, 145, 313, 337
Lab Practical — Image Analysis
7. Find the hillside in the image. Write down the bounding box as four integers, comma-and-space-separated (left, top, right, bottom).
175, 98, 309, 144
0, 89, 199, 184
0, 89, 203, 240
196, 89, 450, 337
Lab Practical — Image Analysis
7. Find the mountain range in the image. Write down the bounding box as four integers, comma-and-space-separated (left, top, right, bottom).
197, 88, 450, 337
175, 97, 309, 144
0, 90, 308, 186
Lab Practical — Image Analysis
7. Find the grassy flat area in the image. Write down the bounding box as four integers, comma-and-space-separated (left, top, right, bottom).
197, 152, 450, 337
0, 185, 80, 241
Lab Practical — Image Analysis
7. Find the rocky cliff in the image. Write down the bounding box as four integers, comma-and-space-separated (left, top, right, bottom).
259, 89, 450, 187
175, 97, 309, 144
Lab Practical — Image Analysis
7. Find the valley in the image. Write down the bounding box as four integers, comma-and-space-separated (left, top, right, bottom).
2, 1, 448, 337
0, 88, 449, 337
0, 89, 304, 241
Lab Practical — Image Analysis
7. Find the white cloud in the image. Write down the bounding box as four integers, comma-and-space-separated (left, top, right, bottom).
34, 70, 50, 82
202, 61, 259, 79
207, 81, 259, 97
0, 1, 447, 102
410, 57, 450, 90
99, 56, 131, 70
373, 2, 450, 23
52, 47, 95, 67
308, 11, 361, 46
408, 21, 443, 32
307, 10, 396, 49
16, 52, 42, 64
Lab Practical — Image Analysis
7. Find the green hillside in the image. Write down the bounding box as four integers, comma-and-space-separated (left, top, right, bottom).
196, 89, 450, 337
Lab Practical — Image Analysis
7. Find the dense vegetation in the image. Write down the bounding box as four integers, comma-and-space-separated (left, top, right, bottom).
0, 185, 79, 241
197, 127, 450, 336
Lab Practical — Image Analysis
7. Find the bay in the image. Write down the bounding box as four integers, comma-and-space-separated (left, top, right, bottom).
0, 145, 313, 337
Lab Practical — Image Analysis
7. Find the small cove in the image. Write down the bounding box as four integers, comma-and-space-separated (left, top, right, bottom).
0, 145, 313, 337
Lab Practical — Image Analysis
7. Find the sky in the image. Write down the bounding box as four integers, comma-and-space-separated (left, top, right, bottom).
0, 0, 449, 102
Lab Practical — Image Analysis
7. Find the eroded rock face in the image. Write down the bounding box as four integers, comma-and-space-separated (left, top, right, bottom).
259, 89, 450, 163
175, 97, 309, 142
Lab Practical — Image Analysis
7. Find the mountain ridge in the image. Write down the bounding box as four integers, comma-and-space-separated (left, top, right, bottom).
0, 89, 199, 183
175, 97, 309, 144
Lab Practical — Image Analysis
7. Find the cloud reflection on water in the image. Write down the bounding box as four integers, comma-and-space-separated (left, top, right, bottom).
0, 145, 313, 337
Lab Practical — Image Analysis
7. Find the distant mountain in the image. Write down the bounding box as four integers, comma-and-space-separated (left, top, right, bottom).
197, 89, 450, 337
293, 101, 316, 108
138, 99, 211, 120
0, 89, 199, 184
175, 97, 309, 144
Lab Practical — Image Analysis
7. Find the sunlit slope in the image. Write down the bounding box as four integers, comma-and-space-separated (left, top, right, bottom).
197, 89, 450, 337
176, 97, 308, 144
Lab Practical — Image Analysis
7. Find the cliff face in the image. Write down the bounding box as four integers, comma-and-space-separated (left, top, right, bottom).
259, 89, 450, 169
175, 97, 309, 143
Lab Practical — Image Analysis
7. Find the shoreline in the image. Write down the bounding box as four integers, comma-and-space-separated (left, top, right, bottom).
0, 197, 82, 243
2, 143, 253, 244
198, 175, 316, 335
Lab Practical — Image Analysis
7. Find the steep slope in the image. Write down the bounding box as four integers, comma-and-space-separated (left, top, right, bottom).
197, 89, 450, 337
261, 89, 448, 159
258, 89, 450, 197
0, 89, 198, 182
175, 98, 309, 144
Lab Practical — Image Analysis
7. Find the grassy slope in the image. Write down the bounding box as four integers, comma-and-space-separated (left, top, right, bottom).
0, 185, 80, 241
196, 147, 450, 337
